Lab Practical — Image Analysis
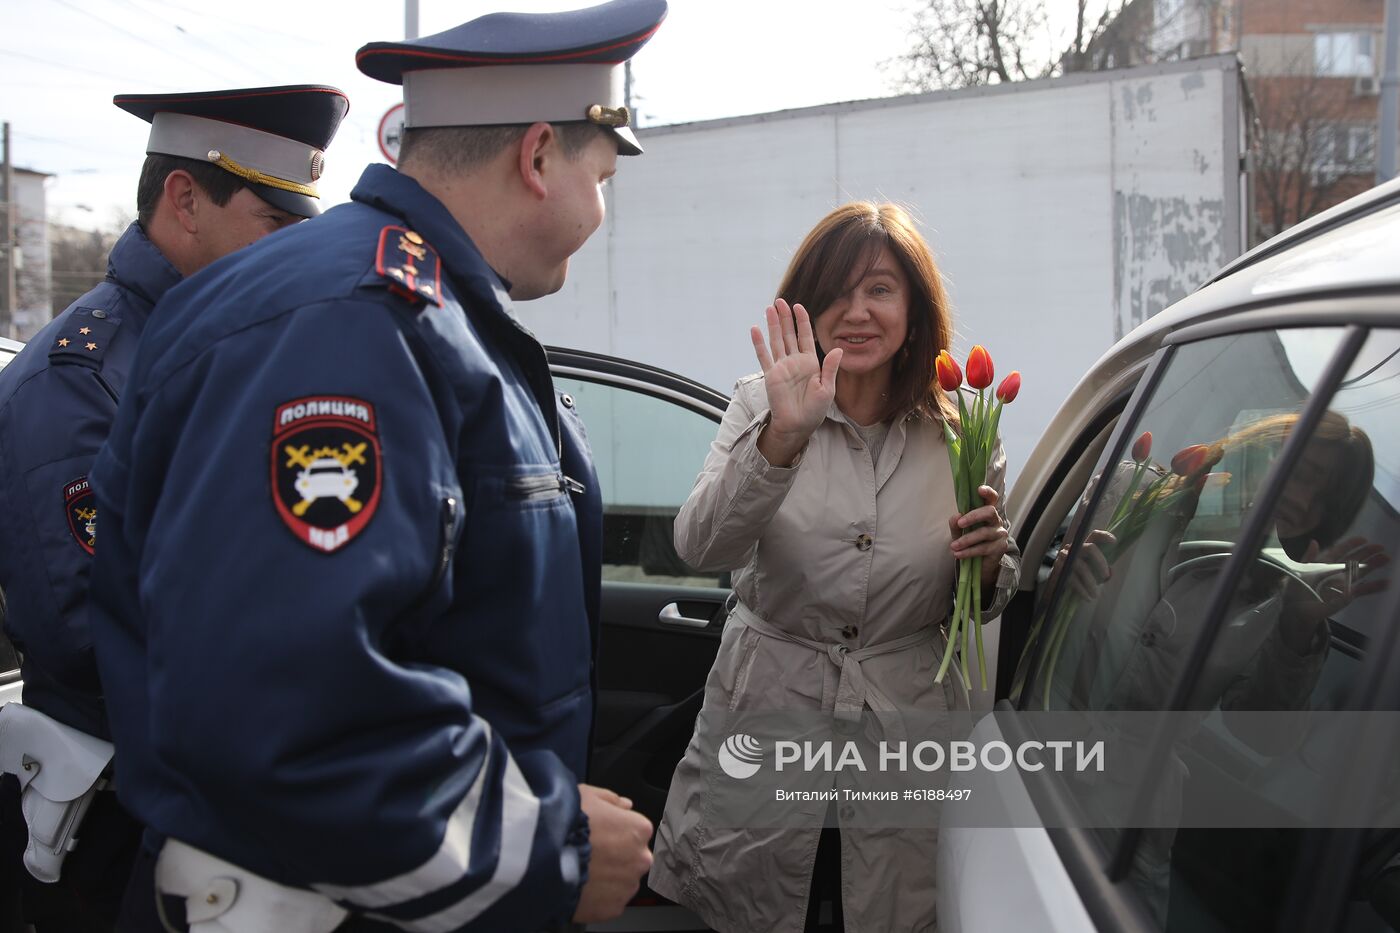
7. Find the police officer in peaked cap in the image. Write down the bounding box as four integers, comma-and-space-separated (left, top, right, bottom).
87, 2, 664, 930
0, 86, 347, 931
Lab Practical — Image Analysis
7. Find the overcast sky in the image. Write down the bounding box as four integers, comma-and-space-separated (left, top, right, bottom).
2, 0, 1090, 229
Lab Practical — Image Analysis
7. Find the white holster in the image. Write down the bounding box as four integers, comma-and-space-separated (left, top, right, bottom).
155, 838, 348, 933
0, 701, 114, 883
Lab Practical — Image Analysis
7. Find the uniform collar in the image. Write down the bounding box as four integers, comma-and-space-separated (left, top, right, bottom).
107, 222, 183, 313
349, 164, 513, 299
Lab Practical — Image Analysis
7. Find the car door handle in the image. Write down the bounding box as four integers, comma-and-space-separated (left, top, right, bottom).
658, 602, 711, 629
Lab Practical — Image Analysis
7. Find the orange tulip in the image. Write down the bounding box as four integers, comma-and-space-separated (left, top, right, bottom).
966, 345, 994, 390
935, 350, 963, 392
1131, 431, 1152, 463
995, 371, 1021, 403
1170, 443, 1222, 477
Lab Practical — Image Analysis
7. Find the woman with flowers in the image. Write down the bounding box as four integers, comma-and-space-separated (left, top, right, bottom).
648, 202, 1021, 932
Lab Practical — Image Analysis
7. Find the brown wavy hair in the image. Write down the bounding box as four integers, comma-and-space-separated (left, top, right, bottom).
775, 202, 957, 426
1225, 410, 1374, 549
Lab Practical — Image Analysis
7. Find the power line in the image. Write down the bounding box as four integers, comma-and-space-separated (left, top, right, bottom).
105, 0, 301, 87
0, 49, 181, 90
119, 0, 343, 50
14, 132, 129, 158
50, 0, 248, 86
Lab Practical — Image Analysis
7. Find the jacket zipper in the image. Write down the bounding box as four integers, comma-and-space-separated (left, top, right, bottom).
506, 473, 587, 500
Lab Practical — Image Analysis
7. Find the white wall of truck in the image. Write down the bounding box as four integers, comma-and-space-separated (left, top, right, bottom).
521, 54, 1248, 503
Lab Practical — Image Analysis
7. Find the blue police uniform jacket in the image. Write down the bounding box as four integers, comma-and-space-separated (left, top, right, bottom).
89, 164, 603, 931
0, 223, 180, 740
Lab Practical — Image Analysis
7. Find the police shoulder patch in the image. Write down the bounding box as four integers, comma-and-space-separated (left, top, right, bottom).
64, 475, 97, 555
375, 226, 442, 307
272, 396, 382, 553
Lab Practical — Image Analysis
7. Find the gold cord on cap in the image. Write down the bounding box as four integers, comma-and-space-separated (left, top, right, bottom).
206, 149, 320, 199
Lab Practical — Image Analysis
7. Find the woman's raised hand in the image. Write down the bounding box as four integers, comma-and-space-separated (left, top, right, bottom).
750, 300, 842, 462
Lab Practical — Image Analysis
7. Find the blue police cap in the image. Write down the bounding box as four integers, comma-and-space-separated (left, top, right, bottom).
114, 85, 350, 218
356, 0, 666, 156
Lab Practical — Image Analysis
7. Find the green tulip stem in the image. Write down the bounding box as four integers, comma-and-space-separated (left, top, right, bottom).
973, 555, 987, 690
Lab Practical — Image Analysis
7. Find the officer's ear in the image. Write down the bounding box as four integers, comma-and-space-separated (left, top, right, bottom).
517, 122, 557, 200
163, 169, 201, 235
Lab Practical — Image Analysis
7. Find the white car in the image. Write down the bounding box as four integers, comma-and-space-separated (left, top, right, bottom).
939, 177, 1400, 933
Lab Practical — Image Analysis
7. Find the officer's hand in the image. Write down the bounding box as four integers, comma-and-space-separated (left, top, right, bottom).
573, 784, 654, 924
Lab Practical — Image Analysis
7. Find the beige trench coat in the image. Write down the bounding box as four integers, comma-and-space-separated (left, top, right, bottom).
649, 374, 1021, 933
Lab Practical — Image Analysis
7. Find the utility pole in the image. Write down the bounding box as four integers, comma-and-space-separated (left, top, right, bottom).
2, 122, 14, 341
1379, 0, 1399, 183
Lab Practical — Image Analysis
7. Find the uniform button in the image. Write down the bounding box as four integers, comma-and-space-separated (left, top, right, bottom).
855, 533, 873, 551
560, 393, 575, 409
91, 309, 108, 319
840, 806, 855, 820
841, 624, 858, 639
1141, 631, 1156, 646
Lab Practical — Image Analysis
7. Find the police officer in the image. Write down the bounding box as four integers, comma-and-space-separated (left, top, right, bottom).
0, 85, 347, 931
88, 2, 664, 931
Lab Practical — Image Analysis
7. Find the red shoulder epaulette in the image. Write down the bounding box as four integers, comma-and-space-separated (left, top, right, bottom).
374, 225, 443, 307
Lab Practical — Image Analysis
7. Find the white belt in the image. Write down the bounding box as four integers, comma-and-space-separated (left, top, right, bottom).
155, 838, 348, 933
0, 702, 114, 882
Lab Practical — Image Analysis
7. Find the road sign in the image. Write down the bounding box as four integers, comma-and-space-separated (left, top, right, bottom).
378, 103, 405, 165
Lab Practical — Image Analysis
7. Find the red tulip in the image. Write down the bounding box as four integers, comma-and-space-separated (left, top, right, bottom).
1131, 431, 1152, 463
935, 350, 963, 392
995, 371, 1021, 404
1170, 443, 1222, 477
966, 345, 994, 390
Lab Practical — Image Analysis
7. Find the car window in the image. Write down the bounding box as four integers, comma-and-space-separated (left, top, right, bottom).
1168, 330, 1400, 933
1016, 327, 1352, 714
553, 376, 724, 588
1015, 325, 1400, 930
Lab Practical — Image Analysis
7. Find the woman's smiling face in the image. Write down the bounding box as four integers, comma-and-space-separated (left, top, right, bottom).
813, 246, 911, 378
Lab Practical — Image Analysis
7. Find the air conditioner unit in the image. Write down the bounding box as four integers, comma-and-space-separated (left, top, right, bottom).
1354, 75, 1380, 96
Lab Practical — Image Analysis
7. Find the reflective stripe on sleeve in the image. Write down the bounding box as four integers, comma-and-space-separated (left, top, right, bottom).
312, 725, 502, 909
377, 751, 542, 932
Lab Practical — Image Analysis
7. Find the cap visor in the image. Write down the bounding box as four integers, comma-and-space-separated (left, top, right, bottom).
612, 125, 642, 156
247, 181, 322, 218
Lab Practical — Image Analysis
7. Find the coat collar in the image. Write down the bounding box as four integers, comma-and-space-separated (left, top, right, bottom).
108, 222, 182, 315
349, 163, 514, 306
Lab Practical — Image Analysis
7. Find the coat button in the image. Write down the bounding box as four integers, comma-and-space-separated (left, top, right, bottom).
841, 624, 858, 639
560, 393, 575, 409
855, 533, 873, 551
91, 309, 108, 319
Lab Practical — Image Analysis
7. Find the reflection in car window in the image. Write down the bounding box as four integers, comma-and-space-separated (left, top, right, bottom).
1015, 326, 1399, 930
554, 377, 723, 588
1177, 331, 1398, 933
1016, 328, 1350, 715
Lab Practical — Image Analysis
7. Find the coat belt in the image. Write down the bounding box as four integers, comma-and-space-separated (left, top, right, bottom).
730, 602, 937, 730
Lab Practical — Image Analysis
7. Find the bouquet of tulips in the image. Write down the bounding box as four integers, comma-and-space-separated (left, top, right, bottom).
1014, 432, 1226, 708
933, 345, 1021, 689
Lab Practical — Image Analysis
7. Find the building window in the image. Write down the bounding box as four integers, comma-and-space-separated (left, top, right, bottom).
1314, 31, 1376, 77
1316, 124, 1378, 178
